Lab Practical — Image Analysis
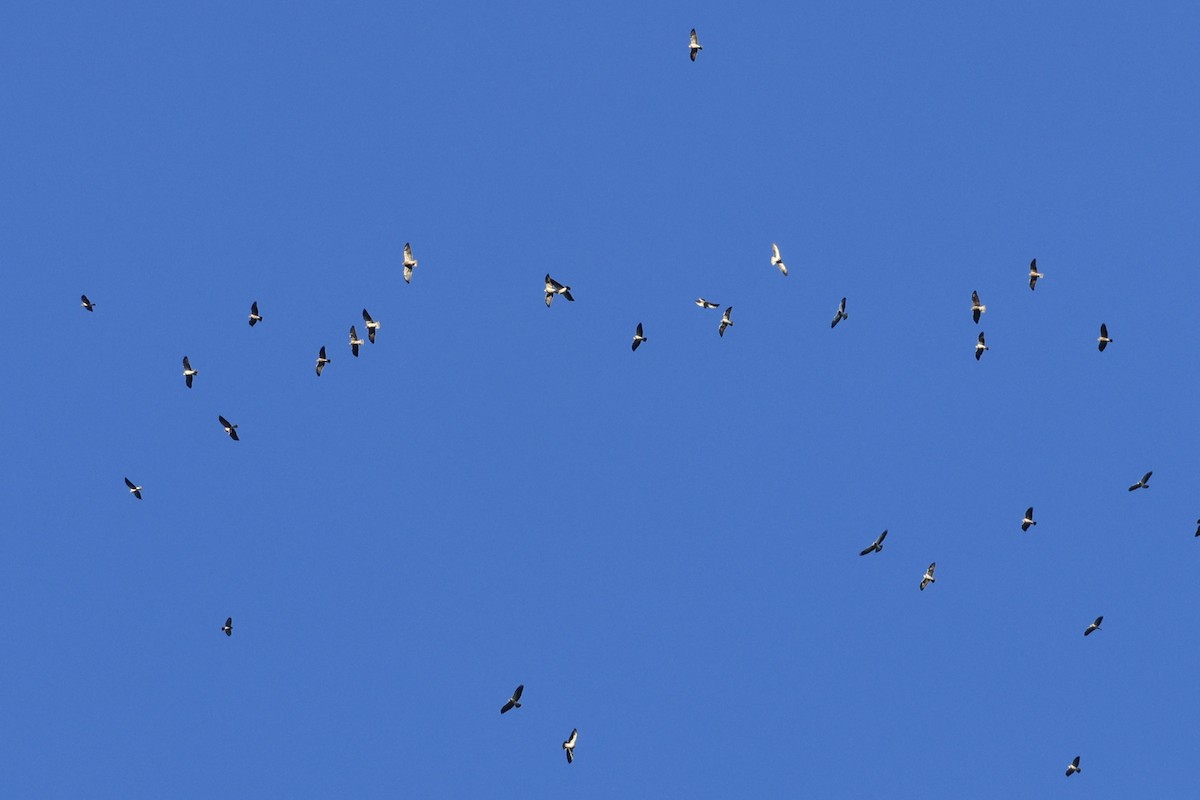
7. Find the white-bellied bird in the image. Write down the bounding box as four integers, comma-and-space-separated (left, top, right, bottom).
545, 274, 574, 307
1022, 507, 1036, 532
770, 242, 788, 276
81, 294, 95, 312
124, 477, 143, 500
362, 309, 380, 344
562, 728, 578, 763
316, 346, 330, 377
632, 323, 646, 352
975, 331, 988, 360
1029, 259, 1043, 291
696, 297, 719, 309
248, 301, 262, 326
403, 242, 418, 284
689, 29, 702, 61
182, 356, 198, 388
349, 326, 364, 357
920, 562, 937, 591
1128, 471, 1152, 491
971, 291, 985, 323
1098, 323, 1112, 352
222, 617, 233, 637
219, 415, 239, 441
719, 306, 734, 337
1083, 616, 1103, 636
831, 297, 848, 328
1065, 756, 1081, 777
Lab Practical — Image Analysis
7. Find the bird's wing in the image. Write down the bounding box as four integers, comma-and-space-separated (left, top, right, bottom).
500, 701, 514, 714
972, 290, 980, 305
183, 356, 191, 370
1100, 323, 1107, 337
772, 243, 781, 261
636, 323, 643, 337
978, 332, 986, 344
840, 297, 847, 313
1026, 507, 1034, 518
859, 545, 874, 556
125, 477, 136, 490
512, 684, 523, 702
230, 428, 239, 441
878, 530, 888, 545
363, 309, 372, 323
404, 243, 413, 261
691, 28, 698, 46
565, 748, 573, 763
350, 325, 358, 340
928, 562, 936, 574
1143, 471, 1152, 483
1094, 616, 1103, 627
219, 416, 230, 428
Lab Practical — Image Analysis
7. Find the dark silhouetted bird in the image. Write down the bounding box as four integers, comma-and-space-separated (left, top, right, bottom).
859, 530, 887, 556
1098, 323, 1112, 352
81, 294, 95, 312
248, 301, 262, 326
362, 309, 380, 344
1128, 471, 1152, 491
632, 323, 646, 352
545, 274, 574, 307
1083, 616, 1103, 636
349, 326, 364, 357
1065, 756, 1081, 777
689, 28, 702, 61
222, 617, 232, 637
316, 346, 330, 377
182, 356, 198, 388
975, 331, 988, 360
219, 415, 239, 441
971, 291, 985, 323
562, 728, 578, 763
1029, 259, 1043, 291
1021, 507, 1036, 532
124, 477, 143, 500
500, 684, 524, 714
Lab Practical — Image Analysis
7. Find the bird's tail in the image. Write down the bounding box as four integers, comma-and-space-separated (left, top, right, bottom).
514, 702, 521, 709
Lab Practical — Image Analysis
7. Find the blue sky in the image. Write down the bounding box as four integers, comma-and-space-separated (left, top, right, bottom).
2, 2, 1199, 796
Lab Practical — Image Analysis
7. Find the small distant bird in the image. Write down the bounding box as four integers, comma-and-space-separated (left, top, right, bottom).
248, 301, 262, 327
222, 617, 233, 637
402, 242, 418, 284
689, 28, 702, 61
349, 325, 364, 357
695, 298, 719, 309
919, 562, 937, 591
859, 530, 888, 556
1029, 259, 1043, 291
1128, 471, 1152, 492
362, 309, 380, 344
219, 415, 239, 441
632, 322, 647, 352
975, 331, 988, 360
971, 291, 985, 324
1021, 507, 1036, 532
182, 356, 198, 389
545, 274, 574, 307
1195, 518, 1199, 538
770, 242, 788, 276
81, 294, 95, 312
562, 728, 578, 763
830, 297, 848, 328
1065, 756, 1081, 777
500, 684, 524, 714
1097, 323, 1112, 352
124, 477, 143, 500
1083, 616, 1103, 636
315, 346, 330, 377
718, 306, 734, 337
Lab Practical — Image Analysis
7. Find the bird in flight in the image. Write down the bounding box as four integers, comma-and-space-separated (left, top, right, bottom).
1029, 259, 1043, 291
975, 331, 988, 360
81, 294, 95, 312
545, 274, 574, 307
315, 346, 330, 377
124, 477, 143, 500
562, 728, 578, 763
919, 562, 937, 591
222, 617, 233, 637
362, 309, 380, 344
182, 356, 198, 389
219, 415, 239, 441
859, 530, 888, 556
1065, 756, 1081, 777
349, 325, 364, 357
1083, 616, 1103, 636
632, 322, 647, 352
500, 684, 524, 714
770, 242, 788, 276
970, 291, 985, 324
695, 298, 719, 309
1021, 507, 1036, 532
689, 28, 702, 61
402, 242, 418, 284
1195, 519, 1199, 538
248, 301, 262, 327
719, 306, 734, 337
1097, 323, 1112, 352
1128, 471, 1152, 492
830, 297, 848, 328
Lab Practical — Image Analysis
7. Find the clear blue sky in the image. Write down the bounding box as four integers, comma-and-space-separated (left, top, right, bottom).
3, 2, 1198, 797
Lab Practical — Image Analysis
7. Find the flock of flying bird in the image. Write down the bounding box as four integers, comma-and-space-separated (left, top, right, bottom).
75, 28, 1193, 778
